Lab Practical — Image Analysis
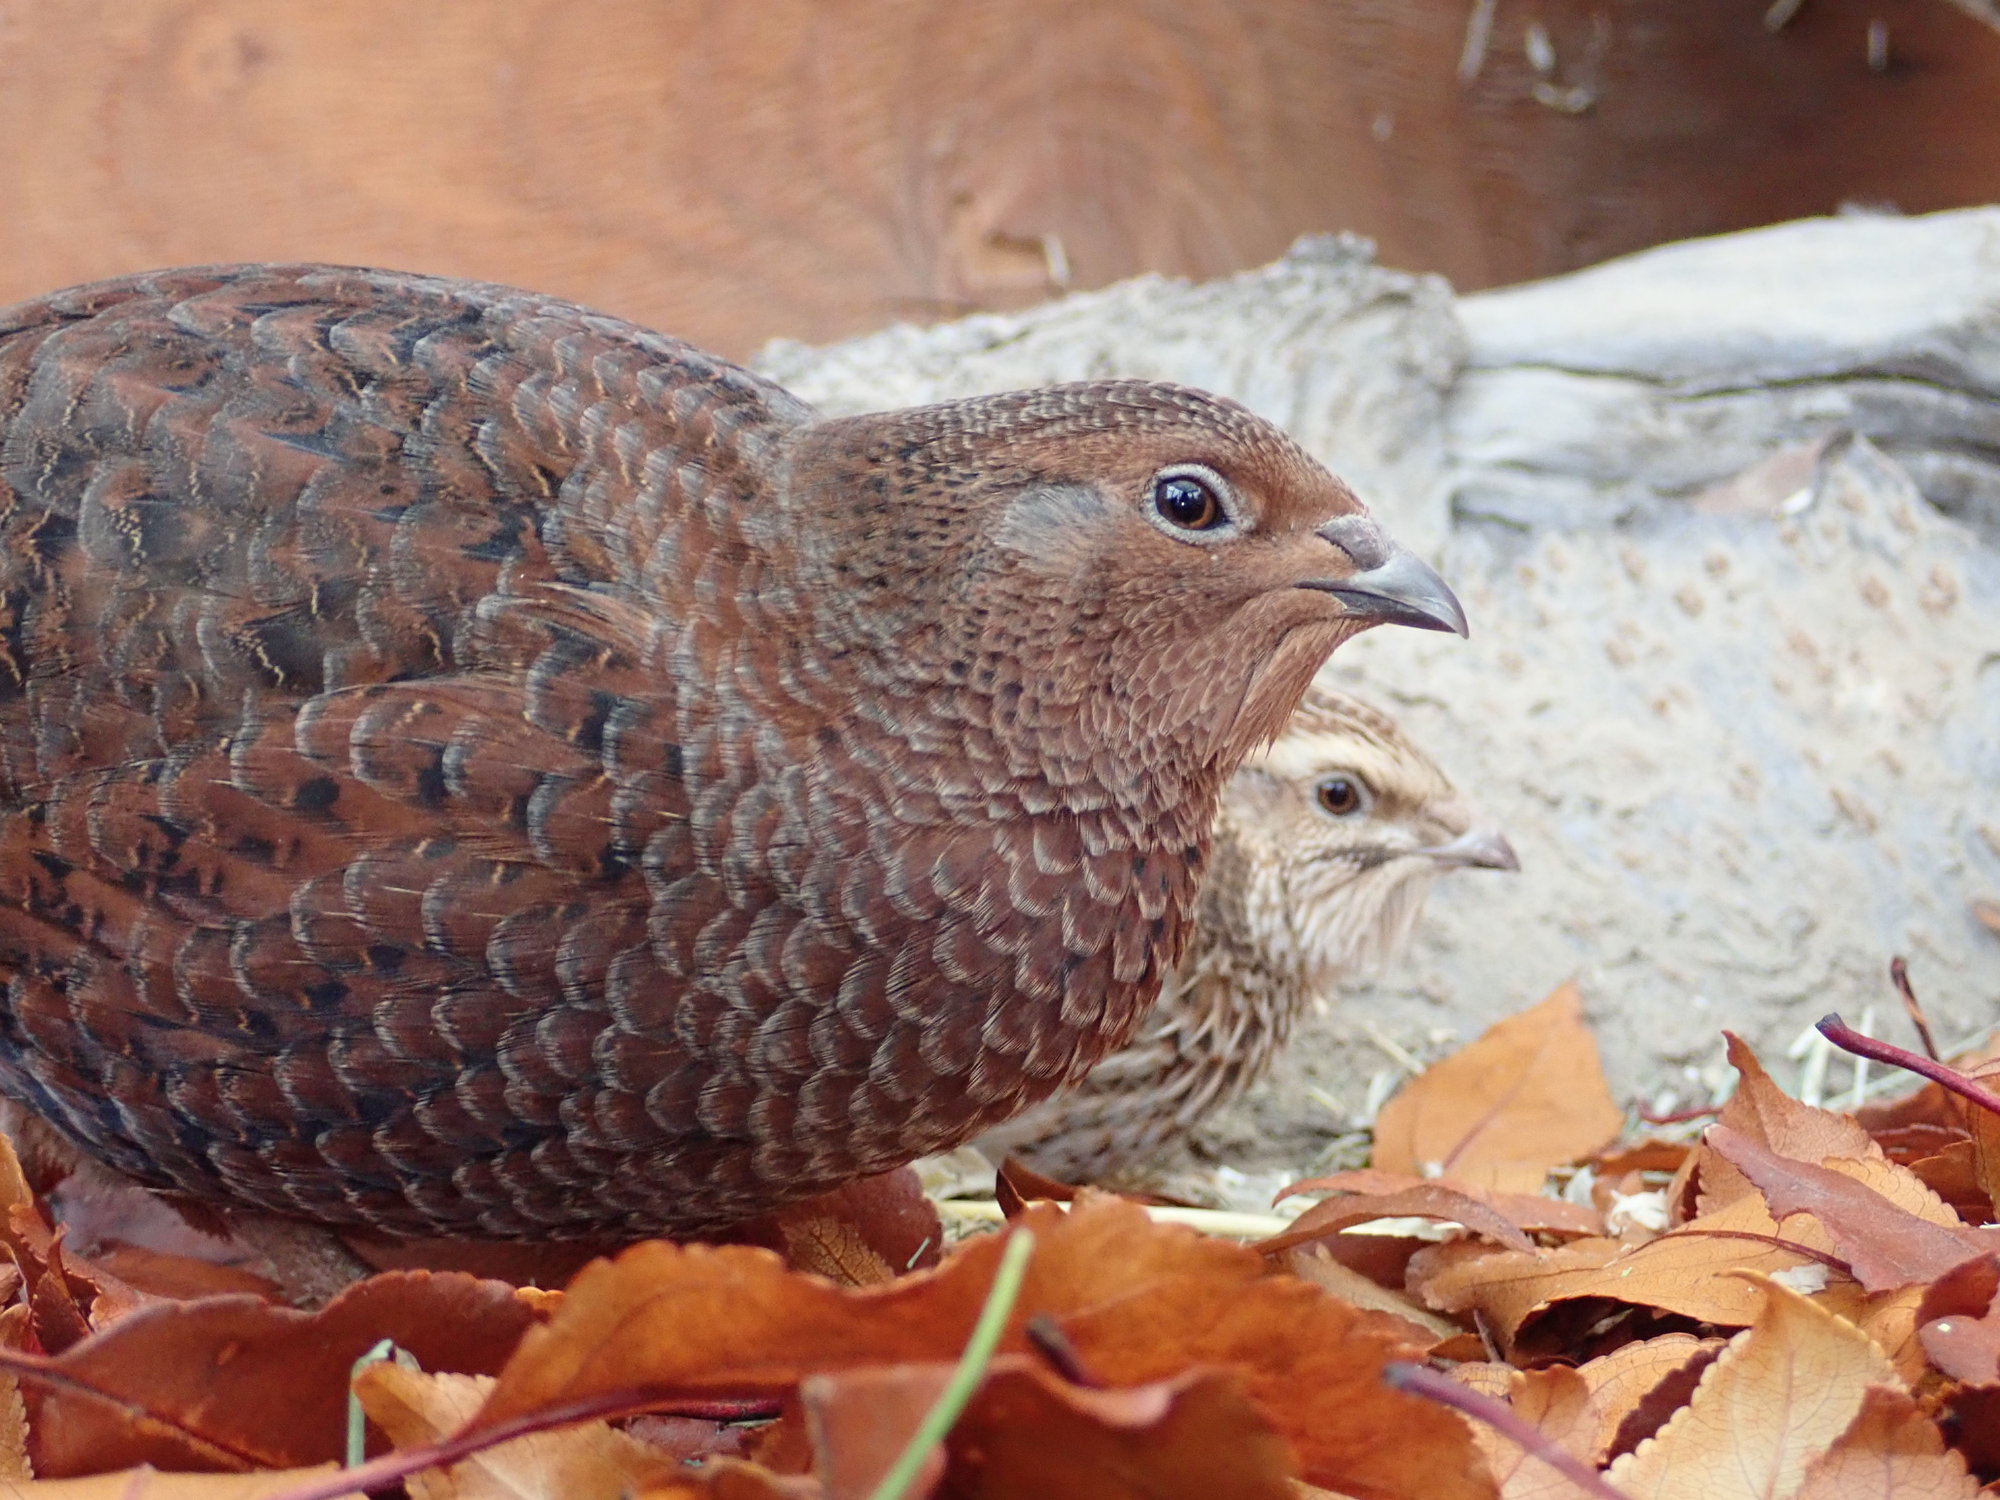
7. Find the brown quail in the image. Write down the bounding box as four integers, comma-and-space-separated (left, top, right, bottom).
986, 686, 1515, 1181
0, 264, 1465, 1238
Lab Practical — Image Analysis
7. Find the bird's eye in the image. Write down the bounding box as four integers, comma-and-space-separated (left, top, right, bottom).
1151, 473, 1225, 532
1315, 776, 1367, 817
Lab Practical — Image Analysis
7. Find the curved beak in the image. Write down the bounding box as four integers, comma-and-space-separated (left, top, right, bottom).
1418, 826, 1520, 872
1302, 517, 1469, 637
1318, 549, 1469, 638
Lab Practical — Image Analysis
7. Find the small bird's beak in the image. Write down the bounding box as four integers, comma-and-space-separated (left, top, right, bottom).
1303, 517, 1469, 637
1418, 827, 1520, 871
1321, 549, 1469, 638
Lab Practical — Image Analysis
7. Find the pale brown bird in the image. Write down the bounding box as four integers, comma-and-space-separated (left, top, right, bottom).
986, 685, 1515, 1182
0, 264, 1464, 1238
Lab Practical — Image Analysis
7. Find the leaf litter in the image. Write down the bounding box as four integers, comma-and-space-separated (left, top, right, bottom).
0, 969, 1992, 1497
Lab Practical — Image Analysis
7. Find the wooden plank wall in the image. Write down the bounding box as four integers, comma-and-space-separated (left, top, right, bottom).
0, 0, 1995, 358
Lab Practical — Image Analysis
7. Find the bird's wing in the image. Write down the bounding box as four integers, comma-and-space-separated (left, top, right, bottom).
0, 262, 806, 777
0, 265, 804, 1223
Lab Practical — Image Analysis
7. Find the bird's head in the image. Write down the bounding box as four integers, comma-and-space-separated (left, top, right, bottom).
782, 381, 1465, 812
1216, 685, 1517, 987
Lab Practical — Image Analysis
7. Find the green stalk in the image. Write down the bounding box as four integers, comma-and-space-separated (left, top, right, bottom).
347, 1337, 401, 1468
867, 1227, 1036, 1500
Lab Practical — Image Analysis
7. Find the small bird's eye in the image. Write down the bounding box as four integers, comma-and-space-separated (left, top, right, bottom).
1152, 474, 1224, 532
1315, 776, 1366, 817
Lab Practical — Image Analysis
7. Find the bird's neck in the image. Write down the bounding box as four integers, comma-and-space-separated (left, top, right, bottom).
804, 628, 1227, 858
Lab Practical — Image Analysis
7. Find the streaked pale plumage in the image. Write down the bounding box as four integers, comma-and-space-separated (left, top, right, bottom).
987, 684, 1515, 1180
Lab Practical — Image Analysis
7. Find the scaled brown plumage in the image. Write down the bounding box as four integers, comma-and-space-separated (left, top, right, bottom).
0, 265, 1464, 1237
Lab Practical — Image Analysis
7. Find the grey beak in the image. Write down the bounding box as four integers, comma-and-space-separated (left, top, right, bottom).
1318, 548, 1470, 638
1418, 827, 1520, 872
1304, 518, 1469, 637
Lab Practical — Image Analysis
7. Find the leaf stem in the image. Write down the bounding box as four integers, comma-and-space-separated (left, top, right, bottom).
867, 1226, 1035, 1500
260, 1389, 698, 1500
1888, 959, 1940, 1062
1817, 1013, 2000, 1117
1384, 1361, 1629, 1500
1661, 1228, 1851, 1273
935, 1198, 1289, 1238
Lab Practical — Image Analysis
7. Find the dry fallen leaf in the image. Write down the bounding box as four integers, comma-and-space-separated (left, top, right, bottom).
1570, 1334, 1726, 1466
0, 1466, 343, 1497
799, 1356, 1297, 1500
356, 1363, 689, 1500
1462, 1365, 1599, 1500
1853, 1284, 1933, 1388
1371, 984, 1623, 1195
801, 1362, 952, 1499
1670, 1034, 1878, 1224
1281, 1246, 1463, 1347
0, 1304, 33, 1482
1705, 1126, 1989, 1291
738, 1169, 945, 1287
1961, 1090, 2000, 1220
1412, 1192, 1836, 1352
0, 1132, 159, 1345
1604, 1275, 1898, 1499
942, 1361, 1295, 1500
474, 1195, 1493, 1500
1587, 1142, 1693, 1180
1870, 1123, 1970, 1170
84, 1243, 279, 1304
1817, 1154, 1981, 1231
1265, 1170, 1601, 1258
23, 1228, 92, 1357
23, 1271, 537, 1476
1915, 1255, 2000, 1384
1792, 1385, 1980, 1500
1905, 1141, 1989, 1227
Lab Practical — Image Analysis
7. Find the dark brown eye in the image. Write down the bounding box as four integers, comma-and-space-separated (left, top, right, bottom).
1315, 776, 1366, 816
1152, 474, 1223, 531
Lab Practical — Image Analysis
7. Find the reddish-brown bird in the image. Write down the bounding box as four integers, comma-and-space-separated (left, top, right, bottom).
0, 265, 1464, 1239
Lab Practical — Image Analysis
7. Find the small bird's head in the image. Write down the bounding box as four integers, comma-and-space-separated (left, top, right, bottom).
1216, 685, 1517, 987
786, 382, 1465, 809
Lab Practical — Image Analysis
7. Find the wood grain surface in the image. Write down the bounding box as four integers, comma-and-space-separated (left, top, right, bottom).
0, 2, 1997, 361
